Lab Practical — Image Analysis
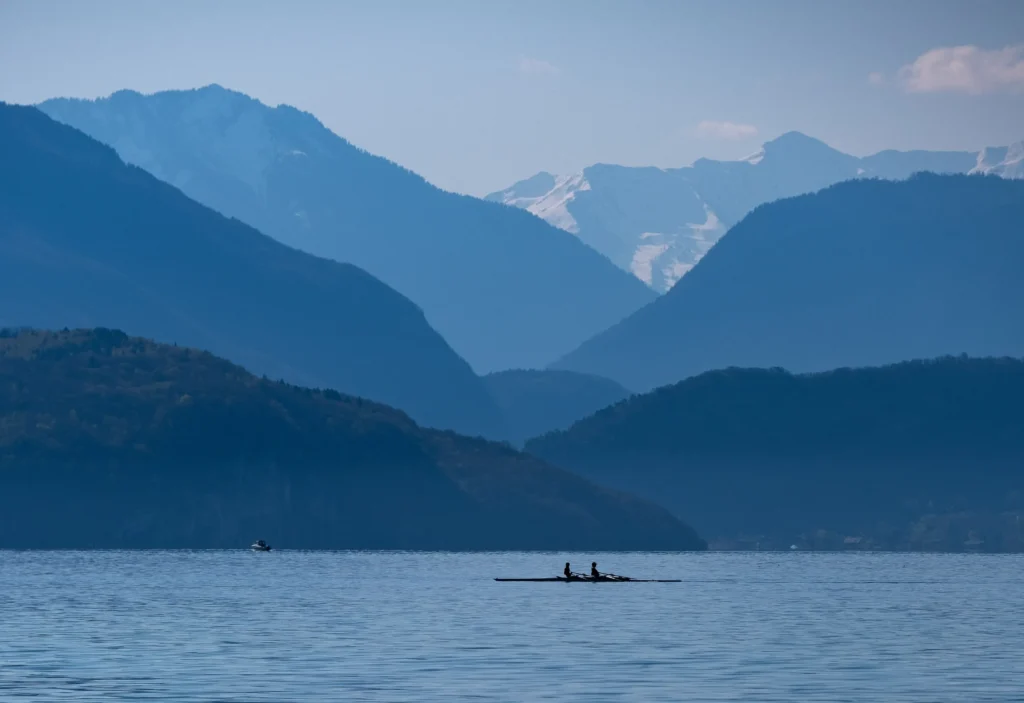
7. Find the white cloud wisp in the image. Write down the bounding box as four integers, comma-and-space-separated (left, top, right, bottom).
900, 44, 1024, 95
695, 120, 759, 141
519, 57, 560, 76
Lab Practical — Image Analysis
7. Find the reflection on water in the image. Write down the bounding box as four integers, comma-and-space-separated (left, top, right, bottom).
1, 551, 1022, 701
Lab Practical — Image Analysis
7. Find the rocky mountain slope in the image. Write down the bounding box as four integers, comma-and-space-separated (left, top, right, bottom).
40, 86, 656, 372
0, 102, 502, 435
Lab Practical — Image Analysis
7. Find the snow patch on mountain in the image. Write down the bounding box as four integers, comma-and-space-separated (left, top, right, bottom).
743, 148, 765, 165
662, 259, 692, 286
522, 173, 590, 234
625, 206, 725, 289
630, 240, 671, 285
490, 172, 590, 233
487, 171, 557, 206
971, 142, 1024, 179
662, 206, 725, 288
690, 205, 722, 235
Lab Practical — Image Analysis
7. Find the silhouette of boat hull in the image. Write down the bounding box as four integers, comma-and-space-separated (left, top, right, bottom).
494, 576, 679, 582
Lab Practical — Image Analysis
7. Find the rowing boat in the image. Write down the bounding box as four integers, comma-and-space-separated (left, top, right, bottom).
495, 576, 680, 583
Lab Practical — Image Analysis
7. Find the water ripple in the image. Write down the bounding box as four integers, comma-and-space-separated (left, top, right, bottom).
0, 551, 1022, 701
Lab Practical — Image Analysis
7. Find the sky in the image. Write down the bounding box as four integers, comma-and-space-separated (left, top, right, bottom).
2, 0, 1023, 195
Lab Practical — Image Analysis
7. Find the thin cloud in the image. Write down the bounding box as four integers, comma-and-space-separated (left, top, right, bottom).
519, 57, 560, 76
868, 72, 885, 86
899, 44, 1024, 94
695, 120, 758, 141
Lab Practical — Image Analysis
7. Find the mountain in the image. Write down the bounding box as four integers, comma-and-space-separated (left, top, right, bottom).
0, 328, 706, 550
0, 102, 502, 436
970, 142, 1024, 179
527, 357, 1024, 551
483, 369, 631, 446
553, 174, 1024, 392
488, 132, 1009, 291
38, 87, 657, 373
490, 165, 718, 292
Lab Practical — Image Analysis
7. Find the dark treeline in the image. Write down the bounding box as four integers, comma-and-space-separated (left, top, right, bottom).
0, 328, 706, 551
528, 357, 1024, 551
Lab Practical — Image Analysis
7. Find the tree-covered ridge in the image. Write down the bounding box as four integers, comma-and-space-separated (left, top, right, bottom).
530, 356, 1024, 456
528, 356, 1024, 551
0, 327, 419, 462
0, 328, 705, 551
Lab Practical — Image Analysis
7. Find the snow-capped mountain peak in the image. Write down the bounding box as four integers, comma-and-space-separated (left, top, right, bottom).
488, 171, 557, 206
742, 148, 765, 165
489, 171, 597, 235
486, 134, 1023, 292
519, 172, 590, 234
971, 142, 1024, 179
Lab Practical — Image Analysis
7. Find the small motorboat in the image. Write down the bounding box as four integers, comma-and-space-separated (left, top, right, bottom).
251, 539, 272, 552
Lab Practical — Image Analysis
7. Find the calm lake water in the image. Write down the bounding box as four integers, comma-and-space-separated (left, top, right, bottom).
1, 551, 1022, 701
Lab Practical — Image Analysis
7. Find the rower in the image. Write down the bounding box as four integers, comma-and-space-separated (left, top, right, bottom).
591, 562, 600, 578
564, 562, 572, 579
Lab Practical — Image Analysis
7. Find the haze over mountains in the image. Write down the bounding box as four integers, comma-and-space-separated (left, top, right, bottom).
483, 369, 631, 446
489, 132, 1024, 291
0, 102, 502, 436
555, 173, 1024, 392
528, 356, 1024, 551
0, 328, 705, 550
6, 82, 1023, 552
39, 86, 656, 373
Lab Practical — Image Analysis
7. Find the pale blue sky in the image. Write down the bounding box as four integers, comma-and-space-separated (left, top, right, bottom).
2, 0, 1022, 195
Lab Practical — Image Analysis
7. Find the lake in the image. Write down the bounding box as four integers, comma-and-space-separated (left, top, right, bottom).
1, 551, 1022, 701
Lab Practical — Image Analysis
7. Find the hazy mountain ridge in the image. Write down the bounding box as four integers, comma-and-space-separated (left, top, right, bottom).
0, 328, 706, 550
527, 356, 1024, 551
483, 369, 632, 446
554, 173, 1024, 392
0, 101, 504, 435
489, 132, 1018, 291
39, 86, 657, 373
